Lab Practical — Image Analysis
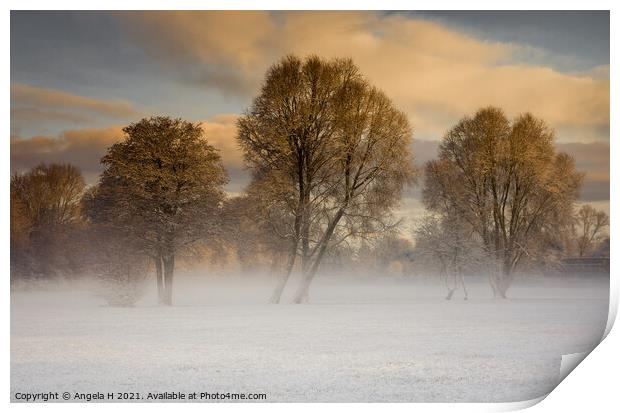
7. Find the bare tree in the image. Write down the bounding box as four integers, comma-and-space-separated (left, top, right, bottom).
91, 117, 228, 305
11, 163, 85, 229
414, 212, 490, 300
238, 55, 416, 303
10, 163, 86, 279
238, 56, 345, 302
423, 107, 583, 298
574, 205, 609, 257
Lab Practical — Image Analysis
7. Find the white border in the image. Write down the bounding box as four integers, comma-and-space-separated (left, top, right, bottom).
4, 2, 617, 412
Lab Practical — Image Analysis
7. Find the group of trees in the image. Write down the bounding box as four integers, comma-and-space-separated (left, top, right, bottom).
11, 120, 228, 306
10, 55, 609, 304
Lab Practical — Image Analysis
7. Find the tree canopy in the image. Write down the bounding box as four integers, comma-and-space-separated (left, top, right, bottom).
88, 116, 228, 305
423, 107, 583, 297
238, 55, 416, 303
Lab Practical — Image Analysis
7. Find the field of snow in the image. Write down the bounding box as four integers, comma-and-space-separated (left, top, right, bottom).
11, 274, 609, 402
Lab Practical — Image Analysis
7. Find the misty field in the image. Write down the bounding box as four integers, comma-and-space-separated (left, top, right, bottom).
11, 275, 608, 403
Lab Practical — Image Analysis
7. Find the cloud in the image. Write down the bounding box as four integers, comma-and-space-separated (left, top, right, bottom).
117, 11, 609, 142
11, 107, 92, 125
11, 83, 141, 122
557, 142, 609, 202
200, 114, 243, 168
200, 114, 250, 193
11, 126, 124, 182
10, 115, 249, 192
116, 11, 275, 95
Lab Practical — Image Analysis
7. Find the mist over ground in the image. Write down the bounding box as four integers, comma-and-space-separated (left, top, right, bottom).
11, 271, 609, 402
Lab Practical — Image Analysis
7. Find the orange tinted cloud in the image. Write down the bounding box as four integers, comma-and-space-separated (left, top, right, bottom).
11, 126, 124, 182
118, 11, 609, 142
200, 114, 242, 168
11, 83, 140, 119
558, 142, 609, 202
11, 115, 246, 188
11, 107, 92, 125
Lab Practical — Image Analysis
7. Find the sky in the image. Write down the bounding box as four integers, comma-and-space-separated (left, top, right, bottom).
10, 10, 610, 221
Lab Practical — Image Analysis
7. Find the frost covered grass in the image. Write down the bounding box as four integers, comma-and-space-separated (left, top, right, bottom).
11, 274, 609, 402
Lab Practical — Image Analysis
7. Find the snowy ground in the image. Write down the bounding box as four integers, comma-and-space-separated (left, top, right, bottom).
11, 274, 609, 402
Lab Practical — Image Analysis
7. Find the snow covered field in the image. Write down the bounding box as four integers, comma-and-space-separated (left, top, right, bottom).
11, 274, 609, 402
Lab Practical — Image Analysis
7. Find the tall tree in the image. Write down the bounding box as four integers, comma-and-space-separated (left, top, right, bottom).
93, 116, 228, 305
423, 107, 583, 298
238, 55, 416, 303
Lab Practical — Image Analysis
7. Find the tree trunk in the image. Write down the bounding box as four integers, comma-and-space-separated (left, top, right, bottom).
271, 176, 306, 304
443, 266, 456, 300
292, 271, 313, 304
493, 259, 514, 299
496, 272, 511, 299
489, 272, 508, 298
300, 190, 311, 276
162, 253, 175, 306
154, 255, 164, 305
270, 207, 302, 304
296, 287, 309, 304
496, 282, 508, 299
291, 208, 345, 304
270, 245, 298, 304
490, 280, 497, 297
487, 257, 510, 299
459, 270, 468, 300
